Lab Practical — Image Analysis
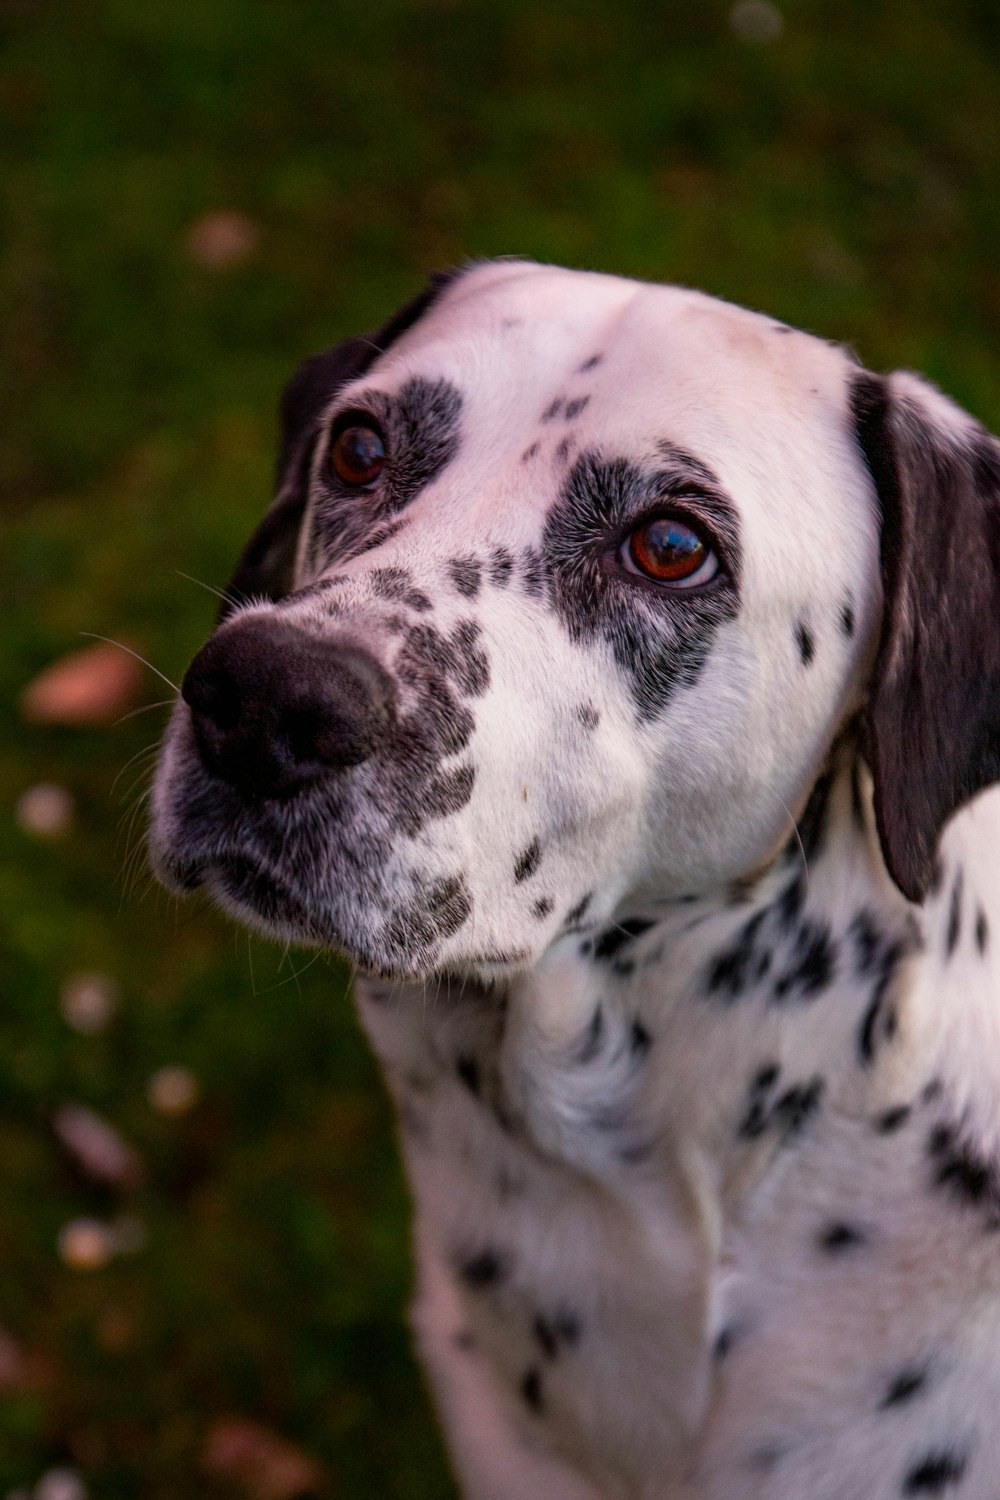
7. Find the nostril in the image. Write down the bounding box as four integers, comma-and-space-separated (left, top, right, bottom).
183, 667, 242, 732
284, 704, 329, 766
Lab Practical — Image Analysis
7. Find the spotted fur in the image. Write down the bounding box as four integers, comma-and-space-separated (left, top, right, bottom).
152, 261, 1000, 1498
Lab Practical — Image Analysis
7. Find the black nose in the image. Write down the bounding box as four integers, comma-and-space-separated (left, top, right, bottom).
182, 616, 396, 797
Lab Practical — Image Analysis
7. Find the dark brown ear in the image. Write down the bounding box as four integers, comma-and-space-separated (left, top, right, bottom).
221, 270, 460, 619
852, 370, 1000, 902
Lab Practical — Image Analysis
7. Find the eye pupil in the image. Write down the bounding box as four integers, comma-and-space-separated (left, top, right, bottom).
629, 517, 707, 581
330, 424, 385, 486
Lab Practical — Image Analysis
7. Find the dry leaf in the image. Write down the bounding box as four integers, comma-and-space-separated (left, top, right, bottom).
21, 641, 144, 726
53, 1104, 144, 1190
186, 211, 260, 269
202, 1417, 326, 1499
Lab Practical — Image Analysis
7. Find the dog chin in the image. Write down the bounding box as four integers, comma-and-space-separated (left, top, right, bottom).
152, 846, 538, 987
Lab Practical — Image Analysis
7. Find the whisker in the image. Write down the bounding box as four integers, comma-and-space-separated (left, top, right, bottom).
175, 569, 238, 607
80, 633, 180, 694
114, 698, 176, 727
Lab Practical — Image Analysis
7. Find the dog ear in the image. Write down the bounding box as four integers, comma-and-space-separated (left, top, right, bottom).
221, 270, 460, 619
852, 370, 1000, 902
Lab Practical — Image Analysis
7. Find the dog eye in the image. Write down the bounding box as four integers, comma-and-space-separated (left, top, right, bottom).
622, 516, 718, 588
329, 423, 386, 487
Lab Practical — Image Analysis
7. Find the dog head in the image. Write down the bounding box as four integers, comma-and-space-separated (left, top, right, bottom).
149, 260, 1000, 980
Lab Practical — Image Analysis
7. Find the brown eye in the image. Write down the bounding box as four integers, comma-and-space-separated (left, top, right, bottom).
329, 423, 386, 486
623, 515, 718, 588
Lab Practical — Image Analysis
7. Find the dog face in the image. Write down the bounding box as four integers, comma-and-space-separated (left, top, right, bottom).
149, 260, 1000, 980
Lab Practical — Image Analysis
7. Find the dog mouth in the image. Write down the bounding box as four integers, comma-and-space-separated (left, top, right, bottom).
160, 848, 531, 983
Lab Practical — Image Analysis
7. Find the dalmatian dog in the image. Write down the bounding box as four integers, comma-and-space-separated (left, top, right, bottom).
150, 260, 1000, 1499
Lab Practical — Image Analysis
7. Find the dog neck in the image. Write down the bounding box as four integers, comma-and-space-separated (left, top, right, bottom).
379, 742, 1000, 1226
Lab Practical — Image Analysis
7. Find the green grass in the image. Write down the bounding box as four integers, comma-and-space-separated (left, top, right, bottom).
4, 0, 1000, 1492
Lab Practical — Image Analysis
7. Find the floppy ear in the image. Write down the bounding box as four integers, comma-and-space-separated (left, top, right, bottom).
852, 370, 1000, 902
221, 270, 460, 619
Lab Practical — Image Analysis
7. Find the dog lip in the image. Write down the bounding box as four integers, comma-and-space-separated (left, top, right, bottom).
151, 851, 208, 894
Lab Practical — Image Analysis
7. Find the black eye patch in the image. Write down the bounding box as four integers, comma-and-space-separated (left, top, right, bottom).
542, 448, 742, 718
305, 376, 463, 570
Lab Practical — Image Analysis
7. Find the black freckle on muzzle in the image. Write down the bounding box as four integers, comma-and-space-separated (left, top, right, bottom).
182, 615, 396, 799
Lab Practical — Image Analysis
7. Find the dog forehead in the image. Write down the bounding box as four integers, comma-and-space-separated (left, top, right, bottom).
354, 261, 857, 480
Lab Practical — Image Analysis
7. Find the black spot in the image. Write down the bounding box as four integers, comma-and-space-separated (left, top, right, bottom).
713, 1325, 737, 1360
552, 1310, 580, 1345
578, 353, 603, 372
490, 547, 515, 586
521, 548, 547, 597
928, 1120, 1000, 1214
754, 1062, 781, 1091
630, 1019, 652, 1056
851, 910, 883, 974
533, 1315, 559, 1359
520, 1367, 544, 1412
594, 918, 656, 962
555, 436, 574, 463
541, 397, 564, 422
922, 1078, 944, 1103
795, 621, 815, 666
422, 764, 476, 823
880, 1368, 928, 1408
902, 1449, 968, 1493
946, 871, 963, 958
453, 1329, 476, 1352
706, 911, 767, 1002
565, 893, 593, 925
739, 1067, 822, 1143
367, 568, 432, 611
514, 839, 542, 883
383, 874, 472, 954
976, 907, 989, 953
857, 934, 908, 1065
576, 702, 600, 730
530, 1311, 579, 1358
564, 396, 590, 420
456, 1054, 481, 1096
817, 1222, 866, 1253
876, 1104, 912, 1134
841, 598, 856, 637
458, 1248, 507, 1289
532, 896, 554, 919
771, 920, 836, 1003
576, 1004, 605, 1064
542, 450, 741, 718
370, 565, 414, 598
775, 873, 806, 930
449, 619, 490, 696
448, 556, 481, 598
773, 1076, 825, 1141
521, 441, 540, 463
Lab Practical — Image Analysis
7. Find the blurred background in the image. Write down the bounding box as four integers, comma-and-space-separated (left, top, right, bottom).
3, 1, 1000, 1495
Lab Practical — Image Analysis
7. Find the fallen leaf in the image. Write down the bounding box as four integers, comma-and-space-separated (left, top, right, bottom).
20, 641, 145, 726
147, 1065, 199, 1116
53, 1104, 144, 1190
185, 210, 260, 269
15, 783, 74, 838
59, 972, 119, 1035
58, 1219, 116, 1273
202, 1418, 326, 1499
